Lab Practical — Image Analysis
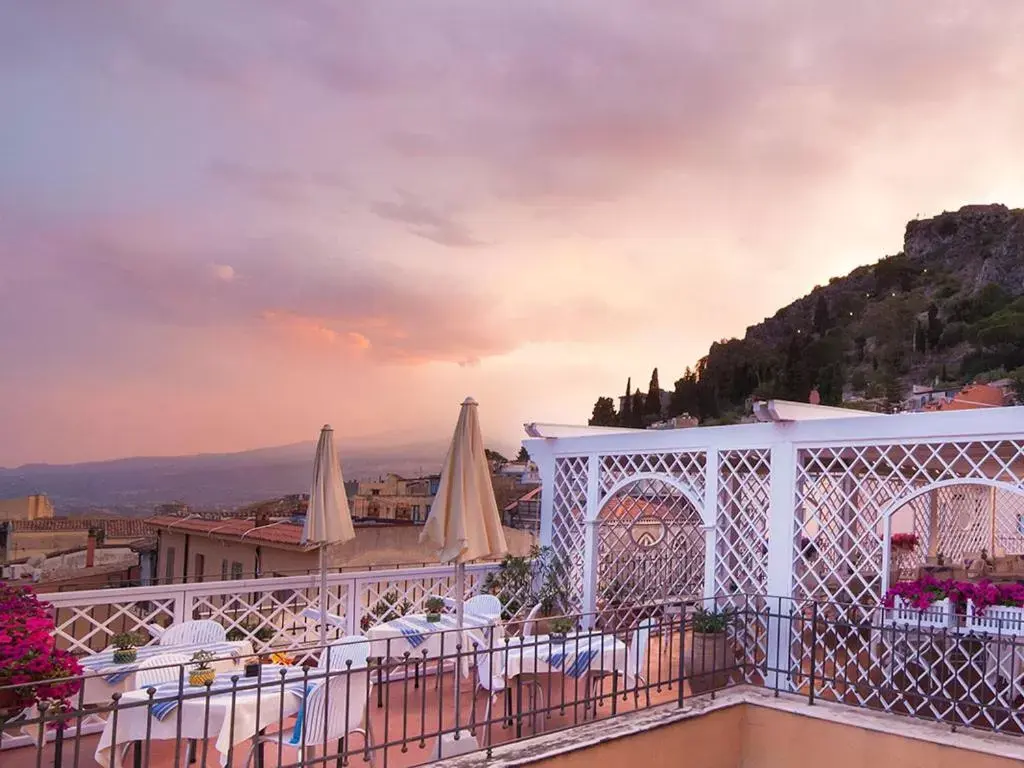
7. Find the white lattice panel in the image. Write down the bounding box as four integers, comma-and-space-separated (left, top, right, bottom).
791, 439, 1024, 712
596, 476, 705, 607
45, 563, 505, 661
52, 594, 177, 655
715, 449, 771, 597
188, 578, 340, 656
550, 456, 589, 610
793, 440, 1024, 609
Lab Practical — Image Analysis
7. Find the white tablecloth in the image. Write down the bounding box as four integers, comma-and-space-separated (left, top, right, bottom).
79, 641, 253, 705
365, 613, 496, 661
94, 666, 305, 768
478, 632, 630, 692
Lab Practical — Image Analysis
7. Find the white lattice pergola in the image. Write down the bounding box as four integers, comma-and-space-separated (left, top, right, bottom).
525, 406, 1024, 618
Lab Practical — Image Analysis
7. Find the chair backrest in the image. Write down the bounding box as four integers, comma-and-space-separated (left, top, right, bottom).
159, 620, 227, 647
298, 665, 371, 744
522, 603, 543, 637
626, 618, 655, 681
135, 653, 191, 689
317, 635, 370, 671
465, 594, 502, 620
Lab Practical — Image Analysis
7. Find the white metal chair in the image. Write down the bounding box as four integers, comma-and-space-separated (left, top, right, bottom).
468, 638, 543, 745
522, 603, 544, 637
122, 653, 195, 765
436, 593, 503, 621
244, 638, 375, 768
159, 619, 227, 646
588, 618, 654, 707
135, 653, 191, 689
317, 635, 370, 671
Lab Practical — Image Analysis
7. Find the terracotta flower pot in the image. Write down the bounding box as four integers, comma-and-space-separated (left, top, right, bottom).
685, 632, 730, 692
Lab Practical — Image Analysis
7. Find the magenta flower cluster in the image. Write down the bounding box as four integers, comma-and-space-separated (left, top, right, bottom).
0, 583, 82, 723
883, 573, 1024, 614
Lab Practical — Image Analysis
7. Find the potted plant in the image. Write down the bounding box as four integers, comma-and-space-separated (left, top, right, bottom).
110, 633, 139, 665
685, 607, 732, 690
548, 617, 575, 643
188, 651, 217, 687
424, 597, 446, 623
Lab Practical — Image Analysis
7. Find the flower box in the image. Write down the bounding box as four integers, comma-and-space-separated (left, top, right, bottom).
885, 596, 955, 630
965, 600, 1024, 638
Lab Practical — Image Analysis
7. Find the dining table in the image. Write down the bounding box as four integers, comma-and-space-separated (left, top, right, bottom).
94, 664, 309, 768
78, 640, 254, 706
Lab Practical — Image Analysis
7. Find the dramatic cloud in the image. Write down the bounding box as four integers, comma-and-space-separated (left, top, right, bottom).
2, 1, 1024, 464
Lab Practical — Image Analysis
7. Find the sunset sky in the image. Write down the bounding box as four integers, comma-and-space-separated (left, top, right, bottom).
3, 1, 1024, 466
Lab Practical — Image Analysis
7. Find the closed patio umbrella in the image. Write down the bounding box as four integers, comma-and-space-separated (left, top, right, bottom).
421, 398, 508, 646
303, 425, 356, 647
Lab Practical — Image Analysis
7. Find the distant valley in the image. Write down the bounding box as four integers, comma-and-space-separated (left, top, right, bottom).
0, 440, 464, 516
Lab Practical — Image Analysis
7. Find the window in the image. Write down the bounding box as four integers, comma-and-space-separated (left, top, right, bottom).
164, 547, 176, 584
221, 560, 229, 581
367, 504, 380, 519
370, 488, 380, 496
231, 561, 244, 580
396, 506, 411, 521
194, 554, 205, 583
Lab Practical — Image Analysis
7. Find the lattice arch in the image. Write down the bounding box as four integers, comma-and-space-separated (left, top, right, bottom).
595, 475, 706, 608
792, 439, 1024, 609
884, 480, 1024, 586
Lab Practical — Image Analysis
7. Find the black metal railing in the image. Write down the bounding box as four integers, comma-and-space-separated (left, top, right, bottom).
5, 595, 1024, 767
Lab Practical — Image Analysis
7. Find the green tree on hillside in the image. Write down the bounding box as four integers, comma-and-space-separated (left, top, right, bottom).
645, 368, 662, 416
516, 446, 530, 462
588, 397, 619, 427
620, 377, 633, 427
813, 294, 831, 336
630, 388, 646, 427
485, 449, 509, 466
669, 368, 700, 418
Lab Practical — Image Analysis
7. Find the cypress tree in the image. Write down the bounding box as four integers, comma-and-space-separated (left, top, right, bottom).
621, 377, 632, 426
645, 368, 662, 415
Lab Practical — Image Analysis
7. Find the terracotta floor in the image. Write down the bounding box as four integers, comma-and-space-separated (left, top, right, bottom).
6, 635, 703, 768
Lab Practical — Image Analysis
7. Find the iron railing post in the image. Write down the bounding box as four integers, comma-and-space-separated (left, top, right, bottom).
808, 602, 818, 705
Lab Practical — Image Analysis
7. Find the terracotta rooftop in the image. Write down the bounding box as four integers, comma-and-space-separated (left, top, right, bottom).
923, 381, 1012, 412
145, 514, 419, 549
504, 485, 541, 512
9, 518, 149, 537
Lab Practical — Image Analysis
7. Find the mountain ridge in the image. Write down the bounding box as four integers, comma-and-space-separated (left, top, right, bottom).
592, 203, 1024, 426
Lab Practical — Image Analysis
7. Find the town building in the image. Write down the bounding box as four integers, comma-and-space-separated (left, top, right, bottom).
503, 486, 541, 531
145, 511, 537, 584
916, 379, 1015, 412
0, 493, 55, 521
348, 473, 439, 522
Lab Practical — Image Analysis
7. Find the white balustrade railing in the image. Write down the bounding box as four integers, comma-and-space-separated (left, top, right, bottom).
46, 562, 524, 659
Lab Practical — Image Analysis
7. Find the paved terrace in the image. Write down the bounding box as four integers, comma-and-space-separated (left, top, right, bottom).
5, 633, 696, 768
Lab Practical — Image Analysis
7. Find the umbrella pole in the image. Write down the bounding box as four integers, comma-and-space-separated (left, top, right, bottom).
319, 544, 328, 648
455, 561, 468, 678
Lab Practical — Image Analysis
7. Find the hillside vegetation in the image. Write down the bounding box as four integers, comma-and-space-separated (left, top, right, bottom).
591, 204, 1024, 426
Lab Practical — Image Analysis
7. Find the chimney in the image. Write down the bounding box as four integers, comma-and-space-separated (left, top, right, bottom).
86, 529, 97, 568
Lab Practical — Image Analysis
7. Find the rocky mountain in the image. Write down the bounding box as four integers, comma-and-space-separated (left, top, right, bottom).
597, 204, 1024, 424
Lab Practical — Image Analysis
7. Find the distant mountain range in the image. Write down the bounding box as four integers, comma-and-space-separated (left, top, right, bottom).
0, 440, 461, 516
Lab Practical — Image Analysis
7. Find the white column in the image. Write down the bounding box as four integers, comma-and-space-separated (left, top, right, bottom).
536, 448, 556, 549
764, 442, 797, 691
581, 454, 601, 629
702, 450, 720, 600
